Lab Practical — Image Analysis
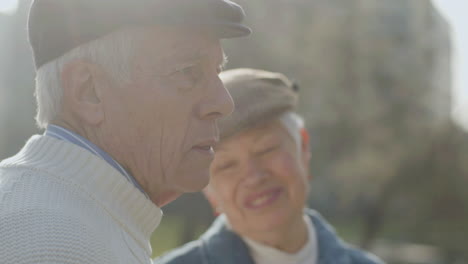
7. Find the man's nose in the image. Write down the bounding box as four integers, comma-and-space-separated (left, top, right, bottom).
198, 76, 234, 120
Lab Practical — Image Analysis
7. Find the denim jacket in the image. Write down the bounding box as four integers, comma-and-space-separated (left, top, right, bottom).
156, 209, 384, 264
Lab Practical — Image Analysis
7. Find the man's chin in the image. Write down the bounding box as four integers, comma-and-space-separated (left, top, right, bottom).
147, 171, 209, 206
152, 190, 182, 207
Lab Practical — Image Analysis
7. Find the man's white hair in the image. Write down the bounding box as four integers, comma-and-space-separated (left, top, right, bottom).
278, 111, 305, 152
34, 28, 141, 129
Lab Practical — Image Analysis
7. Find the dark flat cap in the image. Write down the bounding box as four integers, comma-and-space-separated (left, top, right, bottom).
28, 0, 251, 69
218, 68, 299, 140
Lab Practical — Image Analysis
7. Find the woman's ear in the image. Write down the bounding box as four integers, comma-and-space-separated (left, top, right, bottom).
60, 60, 105, 125
300, 128, 312, 180
203, 186, 222, 216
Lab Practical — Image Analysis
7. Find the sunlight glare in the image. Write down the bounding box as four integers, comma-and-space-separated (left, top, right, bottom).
0, 0, 19, 15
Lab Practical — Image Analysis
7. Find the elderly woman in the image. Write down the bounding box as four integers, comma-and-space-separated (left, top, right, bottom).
157, 68, 383, 264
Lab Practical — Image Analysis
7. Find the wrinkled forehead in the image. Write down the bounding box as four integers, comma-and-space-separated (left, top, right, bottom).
133, 26, 223, 70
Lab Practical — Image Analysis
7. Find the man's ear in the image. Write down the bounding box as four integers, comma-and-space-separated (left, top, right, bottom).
300, 128, 312, 180
60, 60, 105, 125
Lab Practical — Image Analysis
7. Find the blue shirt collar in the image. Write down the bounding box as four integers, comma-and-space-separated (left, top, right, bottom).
45, 125, 148, 197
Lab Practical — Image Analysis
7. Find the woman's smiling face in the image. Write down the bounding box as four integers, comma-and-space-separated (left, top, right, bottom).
208, 120, 311, 235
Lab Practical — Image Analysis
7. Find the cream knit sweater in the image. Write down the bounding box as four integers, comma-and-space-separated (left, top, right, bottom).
0, 135, 162, 264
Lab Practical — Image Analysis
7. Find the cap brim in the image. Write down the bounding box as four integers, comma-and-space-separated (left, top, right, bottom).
167, 21, 251, 39
212, 23, 252, 38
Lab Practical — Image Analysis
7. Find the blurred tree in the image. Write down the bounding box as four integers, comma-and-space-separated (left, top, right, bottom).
220, 0, 467, 260
376, 123, 468, 261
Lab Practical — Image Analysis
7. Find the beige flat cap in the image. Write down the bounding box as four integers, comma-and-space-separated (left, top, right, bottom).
219, 68, 298, 140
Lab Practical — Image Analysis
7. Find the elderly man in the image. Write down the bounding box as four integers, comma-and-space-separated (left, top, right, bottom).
157, 69, 383, 264
0, 0, 250, 263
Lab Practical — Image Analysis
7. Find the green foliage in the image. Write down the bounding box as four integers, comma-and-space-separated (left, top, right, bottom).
150, 216, 184, 258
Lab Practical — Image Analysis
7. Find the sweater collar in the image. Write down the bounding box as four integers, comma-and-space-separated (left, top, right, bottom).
44, 125, 147, 196
1, 134, 162, 255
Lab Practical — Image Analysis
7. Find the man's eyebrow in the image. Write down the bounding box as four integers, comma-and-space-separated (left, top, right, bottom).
175, 50, 227, 67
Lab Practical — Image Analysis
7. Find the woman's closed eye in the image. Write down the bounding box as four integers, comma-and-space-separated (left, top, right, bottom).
255, 144, 280, 156
215, 160, 237, 172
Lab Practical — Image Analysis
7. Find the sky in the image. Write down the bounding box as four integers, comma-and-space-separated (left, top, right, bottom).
0, 0, 18, 15
0, 0, 467, 127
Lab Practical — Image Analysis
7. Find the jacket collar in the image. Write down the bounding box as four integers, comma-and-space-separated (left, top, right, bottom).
200, 214, 255, 264
200, 209, 353, 264
308, 210, 353, 264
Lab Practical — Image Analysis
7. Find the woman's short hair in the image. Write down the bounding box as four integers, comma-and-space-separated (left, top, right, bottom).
278, 111, 305, 151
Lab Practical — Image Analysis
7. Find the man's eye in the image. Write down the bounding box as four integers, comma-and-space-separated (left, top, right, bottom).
168, 64, 201, 91
172, 64, 195, 76
177, 65, 195, 75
